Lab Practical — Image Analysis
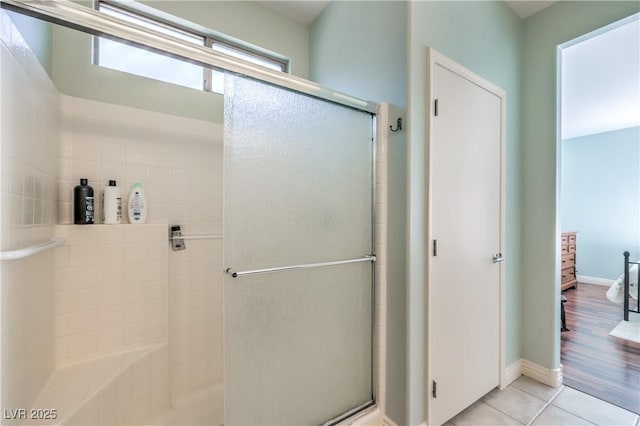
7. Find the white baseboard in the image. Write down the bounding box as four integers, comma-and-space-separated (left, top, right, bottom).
502, 358, 563, 388
577, 275, 614, 287
503, 359, 523, 388
521, 359, 563, 388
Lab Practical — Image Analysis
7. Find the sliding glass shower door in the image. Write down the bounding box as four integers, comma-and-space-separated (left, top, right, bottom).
223, 75, 375, 425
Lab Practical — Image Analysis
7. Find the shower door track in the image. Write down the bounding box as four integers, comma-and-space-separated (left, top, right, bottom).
322, 400, 377, 426
0, 0, 378, 114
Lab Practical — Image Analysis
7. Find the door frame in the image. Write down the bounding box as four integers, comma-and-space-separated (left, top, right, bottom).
424, 47, 507, 423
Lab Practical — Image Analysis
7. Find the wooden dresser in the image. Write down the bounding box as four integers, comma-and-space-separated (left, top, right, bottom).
561, 231, 577, 290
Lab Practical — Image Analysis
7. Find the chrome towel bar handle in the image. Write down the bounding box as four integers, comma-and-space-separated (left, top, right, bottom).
226, 254, 376, 278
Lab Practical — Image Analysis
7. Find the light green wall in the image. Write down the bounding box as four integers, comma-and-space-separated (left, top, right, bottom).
408, 2, 522, 424
309, 2, 408, 423
521, 1, 640, 368
561, 127, 640, 280
6, 10, 52, 75
51, 1, 309, 123
309, 1, 407, 107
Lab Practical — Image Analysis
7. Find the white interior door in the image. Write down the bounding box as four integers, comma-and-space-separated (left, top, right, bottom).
427, 50, 505, 426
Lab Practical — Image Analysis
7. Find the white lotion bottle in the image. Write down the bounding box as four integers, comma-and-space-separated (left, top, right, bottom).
103, 180, 122, 224
127, 182, 147, 224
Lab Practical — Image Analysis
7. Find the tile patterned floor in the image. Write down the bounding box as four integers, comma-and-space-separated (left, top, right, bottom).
445, 376, 640, 426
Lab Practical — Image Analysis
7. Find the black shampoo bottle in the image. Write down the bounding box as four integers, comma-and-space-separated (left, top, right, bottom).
74, 178, 94, 224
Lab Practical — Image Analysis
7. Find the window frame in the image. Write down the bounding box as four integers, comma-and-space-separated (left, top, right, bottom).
92, 0, 290, 92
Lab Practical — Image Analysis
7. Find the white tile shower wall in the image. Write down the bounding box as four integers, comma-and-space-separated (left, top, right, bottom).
168, 237, 223, 398
58, 96, 223, 399
53, 224, 168, 366
1, 10, 60, 420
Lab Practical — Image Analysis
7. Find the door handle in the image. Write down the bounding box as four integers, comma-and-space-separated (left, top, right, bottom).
492, 253, 505, 263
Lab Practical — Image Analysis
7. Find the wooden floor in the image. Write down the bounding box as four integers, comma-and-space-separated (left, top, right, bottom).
561, 283, 640, 414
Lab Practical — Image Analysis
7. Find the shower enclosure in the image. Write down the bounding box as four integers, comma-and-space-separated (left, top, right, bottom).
0, 1, 381, 425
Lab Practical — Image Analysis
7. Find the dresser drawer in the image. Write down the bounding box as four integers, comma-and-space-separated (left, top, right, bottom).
561, 244, 568, 254
561, 253, 575, 268
568, 234, 576, 245
561, 266, 576, 283
561, 235, 568, 246
568, 244, 576, 253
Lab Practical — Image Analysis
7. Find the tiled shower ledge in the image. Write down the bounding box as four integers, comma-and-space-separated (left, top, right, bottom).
28, 343, 167, 426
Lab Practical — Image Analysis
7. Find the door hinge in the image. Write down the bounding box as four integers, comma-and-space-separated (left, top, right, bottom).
432, 380, 437, 398
433, 239, 438, 257
434, 99, 439, 116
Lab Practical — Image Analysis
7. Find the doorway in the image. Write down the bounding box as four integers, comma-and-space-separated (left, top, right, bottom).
557, 13, 640, 414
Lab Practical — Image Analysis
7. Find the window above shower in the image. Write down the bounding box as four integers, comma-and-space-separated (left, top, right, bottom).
93, 0, 290, 94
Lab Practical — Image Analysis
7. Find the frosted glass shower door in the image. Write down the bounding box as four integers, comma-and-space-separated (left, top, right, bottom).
223, 75, 375, 426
